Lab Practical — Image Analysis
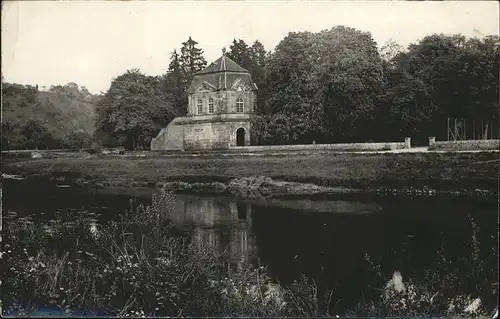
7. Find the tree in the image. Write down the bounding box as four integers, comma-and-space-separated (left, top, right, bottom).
380, 39, 405, 68
227, 39, 270, 114
379, 69, 435, 141
160, 37, 207, 117
458, 36, 499, 123
66, 129, 93, 149
20, 119, 51, 149
265, 26, 386, 143
95, 69, 175, 150
382, 34, 500, 142
250, 40, 270, 114
266, 31, 317, 114
164, 49, 188, 116
227, 39, 253, 70
316, 27, 387, 142
179, 37, 207, 80
2, 81, 97, 150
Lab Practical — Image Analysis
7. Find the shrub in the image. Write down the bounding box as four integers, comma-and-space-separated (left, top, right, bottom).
1, 189, 294, 317
86, 143, 103, 155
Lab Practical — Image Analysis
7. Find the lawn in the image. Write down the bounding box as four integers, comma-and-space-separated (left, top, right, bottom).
4, 152, 498, 192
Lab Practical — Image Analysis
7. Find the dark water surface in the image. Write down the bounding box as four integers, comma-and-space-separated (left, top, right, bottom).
2, 177, 498, 312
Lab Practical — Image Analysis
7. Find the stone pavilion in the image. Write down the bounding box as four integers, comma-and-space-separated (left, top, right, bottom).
151, 50, 258, 151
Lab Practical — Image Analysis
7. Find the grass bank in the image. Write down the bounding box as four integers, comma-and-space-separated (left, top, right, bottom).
4, 153, 498, 192
3, 152, 498, 195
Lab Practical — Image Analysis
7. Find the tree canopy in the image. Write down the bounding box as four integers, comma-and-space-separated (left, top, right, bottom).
376, 34, 499, 144
227, 39, 270, 114
2, 82, 98, 150
260, 27, 387, 144
179, 37, 208, 81
163, 37, 208, 116
254, 28, 499, 145
95, 69, 175, 150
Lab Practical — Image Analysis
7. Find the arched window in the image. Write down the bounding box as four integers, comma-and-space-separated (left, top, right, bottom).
236, 98, 244, 113
208, 98, 214, 114
197, 99, 203, 114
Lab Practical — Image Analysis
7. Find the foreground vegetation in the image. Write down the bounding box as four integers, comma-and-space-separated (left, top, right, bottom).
2, 189, 497, 317
4, 151, 498, 195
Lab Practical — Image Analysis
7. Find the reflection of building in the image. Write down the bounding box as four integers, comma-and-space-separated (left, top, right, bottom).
151, 50, 258, 151
170, 196, 256, 269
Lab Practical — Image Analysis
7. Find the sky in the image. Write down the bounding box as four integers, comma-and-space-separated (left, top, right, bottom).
2, 1, 499, 94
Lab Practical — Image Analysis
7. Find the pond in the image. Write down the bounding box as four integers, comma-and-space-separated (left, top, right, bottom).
2, 177, 498, 315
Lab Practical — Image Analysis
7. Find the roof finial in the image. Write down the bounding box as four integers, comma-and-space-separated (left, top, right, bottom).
222, 47, 226, 55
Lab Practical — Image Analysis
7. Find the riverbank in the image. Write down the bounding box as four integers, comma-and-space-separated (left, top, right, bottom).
3, 152, 498, 198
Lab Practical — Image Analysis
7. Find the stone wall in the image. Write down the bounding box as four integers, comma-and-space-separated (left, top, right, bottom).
230, 140, 409, 152
183, 120, 250, 150
151, 114, 252, 151
150, 117, 185, 151
429, 139, 499, 151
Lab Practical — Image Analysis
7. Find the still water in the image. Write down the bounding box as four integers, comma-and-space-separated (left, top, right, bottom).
2, 178, 498, 312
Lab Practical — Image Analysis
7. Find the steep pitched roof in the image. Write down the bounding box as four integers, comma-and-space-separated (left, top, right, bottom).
187, 54, 256, 93
196, 55, 249, 74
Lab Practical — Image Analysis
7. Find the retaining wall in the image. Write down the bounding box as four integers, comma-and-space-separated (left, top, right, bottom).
151, 114, 252, 151
151, 117, 185, 151
429, 139, 499, 151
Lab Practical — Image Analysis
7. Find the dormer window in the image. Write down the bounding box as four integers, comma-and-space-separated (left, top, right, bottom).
208, 98, 214, 114
197, 99, 203, 114
236, 98, 244, 113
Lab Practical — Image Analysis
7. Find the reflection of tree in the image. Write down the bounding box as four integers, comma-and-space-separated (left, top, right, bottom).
169, 196, 256, 269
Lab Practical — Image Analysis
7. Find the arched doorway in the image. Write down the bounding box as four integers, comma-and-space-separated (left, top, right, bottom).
236, 128, 246, 146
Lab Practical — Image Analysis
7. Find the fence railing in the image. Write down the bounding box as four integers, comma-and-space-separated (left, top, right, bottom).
446, 118, 498, 141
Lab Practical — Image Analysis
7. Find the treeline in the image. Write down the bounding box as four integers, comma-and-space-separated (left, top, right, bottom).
5, 26, 498, 151
96, 27, 499, 149
253, 28, 499, 145
2, 82, 100, 150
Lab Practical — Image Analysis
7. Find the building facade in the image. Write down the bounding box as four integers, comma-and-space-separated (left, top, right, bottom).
151, 52, 258, 151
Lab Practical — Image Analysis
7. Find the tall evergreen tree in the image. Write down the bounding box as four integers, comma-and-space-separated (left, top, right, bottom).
251, 40, 268, 68
227, 39, 253, 70
250, 40, 270, 114
227, 39, 270, 114
168, 50, 183, 79
179, 37, 207, 80
164, 49, 188, 116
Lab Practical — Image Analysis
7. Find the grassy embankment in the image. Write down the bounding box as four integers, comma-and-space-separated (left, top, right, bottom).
3, 151, 498, 194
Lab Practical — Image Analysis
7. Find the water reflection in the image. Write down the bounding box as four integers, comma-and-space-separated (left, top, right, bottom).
164, 195, 384, 270
170, 195, 256, 269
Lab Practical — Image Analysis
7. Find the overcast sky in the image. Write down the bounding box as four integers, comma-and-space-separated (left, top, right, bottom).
2, 1, 499, 94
